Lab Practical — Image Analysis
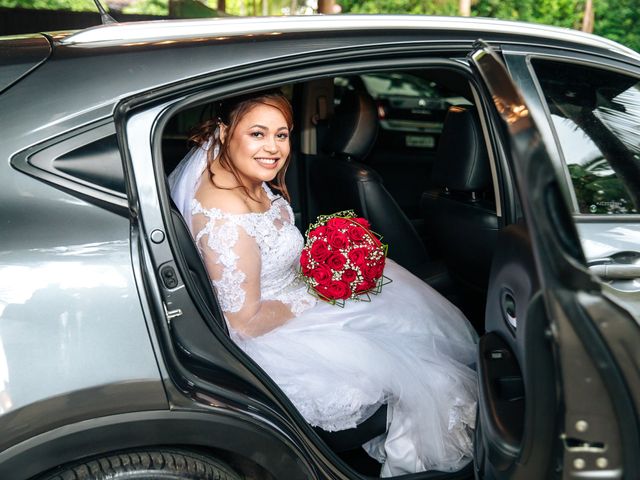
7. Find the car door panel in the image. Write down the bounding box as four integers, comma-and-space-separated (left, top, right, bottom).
470, 43, 640, 479
476, 221, 560, 479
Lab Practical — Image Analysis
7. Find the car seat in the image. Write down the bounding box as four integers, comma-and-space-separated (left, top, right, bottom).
421, 105, 498, 320
308, 89, 450, 291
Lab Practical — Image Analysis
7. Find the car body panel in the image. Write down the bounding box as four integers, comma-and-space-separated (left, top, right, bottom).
0, 154, 166, 447
0, 410, 316, 480
0, 33, 50, 94
0, 381, 167, 454
577, 222, 640, 264
577, 221, 640, 317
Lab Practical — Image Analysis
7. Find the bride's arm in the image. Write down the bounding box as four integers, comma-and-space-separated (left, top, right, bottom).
194, 214, 294, 337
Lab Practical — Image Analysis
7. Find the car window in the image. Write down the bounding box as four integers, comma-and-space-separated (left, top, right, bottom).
531, 59, 640, 215
359, 72, 440, 99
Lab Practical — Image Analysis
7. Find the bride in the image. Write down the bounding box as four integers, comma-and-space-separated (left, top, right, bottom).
168, 90, 478, 477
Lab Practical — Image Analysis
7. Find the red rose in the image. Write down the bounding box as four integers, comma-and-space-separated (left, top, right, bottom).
355, 280, 375, 293
347, 224, 367, 243
300, 249, 312, 273
314, 283, 331, 298
342, 269, 357, 283
370, 262, 385, 279
310, 264, 333, 285
363, 264, 383, 282
354, 217, 371, 229
310, 240, 331, 262
327, 217, 350, 229
362, 265, 374, 281
327, 253, 347, 271
309, 225, 328, 239
326, 280, 351, 300
327, 230, 349, 250
348, 247, 368, 267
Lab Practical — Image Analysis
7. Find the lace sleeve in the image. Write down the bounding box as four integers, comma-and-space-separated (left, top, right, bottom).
192, 208, 294, 337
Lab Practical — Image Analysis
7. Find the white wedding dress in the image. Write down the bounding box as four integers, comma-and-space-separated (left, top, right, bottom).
169, 144, 478, 477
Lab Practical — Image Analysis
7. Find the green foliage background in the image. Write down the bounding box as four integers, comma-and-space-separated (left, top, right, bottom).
339, 0, 459, 15
591, 0, 640, 52
341, 0, 639, 52
1, 0, 638, 52
0, 0, 94, 10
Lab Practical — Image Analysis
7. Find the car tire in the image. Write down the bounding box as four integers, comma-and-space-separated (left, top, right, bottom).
39, 449, 242, 480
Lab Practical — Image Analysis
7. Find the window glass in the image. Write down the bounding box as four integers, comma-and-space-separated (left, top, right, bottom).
532, 59, 640, 215
360, 72, 442, 99
333, 71, 470, 152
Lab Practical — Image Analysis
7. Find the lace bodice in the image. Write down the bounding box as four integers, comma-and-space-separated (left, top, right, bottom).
191, 184, 316, 332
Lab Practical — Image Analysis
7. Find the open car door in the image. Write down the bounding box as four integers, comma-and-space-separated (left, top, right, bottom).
469, 43, 640, 479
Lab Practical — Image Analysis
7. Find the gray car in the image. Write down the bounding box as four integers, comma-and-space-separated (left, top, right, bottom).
1, 15, 639, 480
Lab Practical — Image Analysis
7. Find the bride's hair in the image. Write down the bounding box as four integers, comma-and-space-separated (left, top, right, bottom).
190, 90, 293, 203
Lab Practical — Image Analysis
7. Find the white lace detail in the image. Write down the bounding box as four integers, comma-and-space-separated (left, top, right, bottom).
294, 388, 385, 432
193, 211, 246, 313
192, 183, 317, 317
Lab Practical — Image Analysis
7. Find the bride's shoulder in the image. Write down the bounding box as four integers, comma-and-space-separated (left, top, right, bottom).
194, 187, 251, 216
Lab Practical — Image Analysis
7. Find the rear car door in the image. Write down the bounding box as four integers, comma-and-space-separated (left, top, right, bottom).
470, 43, 640, 479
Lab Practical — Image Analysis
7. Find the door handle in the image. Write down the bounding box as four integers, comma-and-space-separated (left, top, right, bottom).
589, 264, 640, 279
588, 251, 640, 284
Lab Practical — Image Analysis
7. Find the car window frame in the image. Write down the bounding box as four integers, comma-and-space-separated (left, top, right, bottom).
502, 46, 640, 222
10, 120, 129, 215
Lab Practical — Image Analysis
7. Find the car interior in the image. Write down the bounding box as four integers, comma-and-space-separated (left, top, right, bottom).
160, 67, 501, 478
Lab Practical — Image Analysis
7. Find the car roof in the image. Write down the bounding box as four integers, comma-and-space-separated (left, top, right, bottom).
2, 14, 638, 153
56, 15, 640, 63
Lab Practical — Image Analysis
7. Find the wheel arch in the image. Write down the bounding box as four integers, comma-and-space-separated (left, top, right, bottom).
0, 410, 315, 480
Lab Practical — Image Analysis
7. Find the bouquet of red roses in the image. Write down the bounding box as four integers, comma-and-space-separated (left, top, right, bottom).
299, 210, 390, 306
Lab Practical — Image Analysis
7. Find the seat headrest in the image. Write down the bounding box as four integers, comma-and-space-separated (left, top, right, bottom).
432, 105, 490, 192
323, 89, 379, 160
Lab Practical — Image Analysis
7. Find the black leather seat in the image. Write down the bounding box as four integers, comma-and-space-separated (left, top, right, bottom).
421, 105, 498, 315
309, 89, 449, 289
313, 404, 388, 453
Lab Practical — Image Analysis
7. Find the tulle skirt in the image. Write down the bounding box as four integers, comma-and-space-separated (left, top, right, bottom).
234, 260, 478, 477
